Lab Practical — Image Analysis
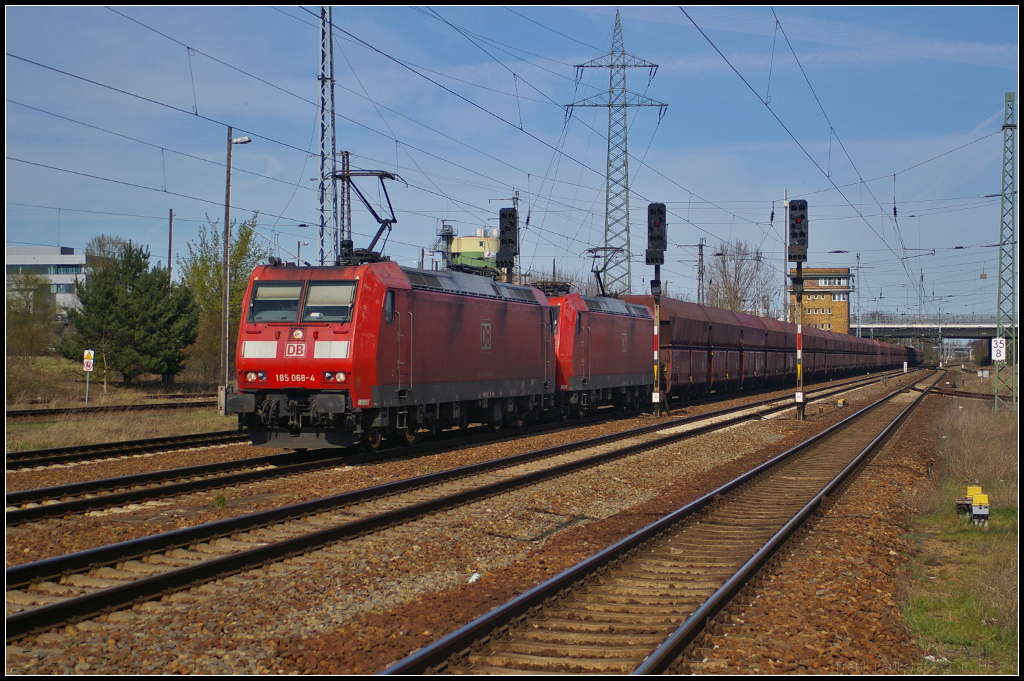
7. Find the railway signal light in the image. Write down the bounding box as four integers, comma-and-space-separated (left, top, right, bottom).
646, 203, 667, 265
496, 207, 518, 269
788, 199, 808, 262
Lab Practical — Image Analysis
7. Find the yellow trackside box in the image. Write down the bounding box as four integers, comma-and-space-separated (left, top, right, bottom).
966, 485, 983, 498
972, 494, 989, 507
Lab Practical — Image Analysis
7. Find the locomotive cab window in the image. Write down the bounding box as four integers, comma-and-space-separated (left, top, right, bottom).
302, 281, 356, 322
249, 282, 303, 322
384, 290, 395, 324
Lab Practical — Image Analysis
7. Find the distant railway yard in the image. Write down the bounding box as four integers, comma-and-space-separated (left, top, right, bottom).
7, 368, 1015, 675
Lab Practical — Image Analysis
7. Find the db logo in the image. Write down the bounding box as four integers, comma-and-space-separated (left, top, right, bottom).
285, 343, 306, 358
480, 321, 492, 351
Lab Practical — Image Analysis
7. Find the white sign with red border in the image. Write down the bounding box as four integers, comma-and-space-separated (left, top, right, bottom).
83, 349, 95, 372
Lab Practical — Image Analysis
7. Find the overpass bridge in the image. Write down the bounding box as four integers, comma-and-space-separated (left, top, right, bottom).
850, 314, 1016, 340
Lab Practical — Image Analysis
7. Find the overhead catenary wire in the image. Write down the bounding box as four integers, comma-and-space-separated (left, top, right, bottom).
8, 8, 1002, 309
679, 8, 919, 291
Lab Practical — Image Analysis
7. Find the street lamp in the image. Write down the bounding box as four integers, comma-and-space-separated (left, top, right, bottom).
222, 127, 252, 398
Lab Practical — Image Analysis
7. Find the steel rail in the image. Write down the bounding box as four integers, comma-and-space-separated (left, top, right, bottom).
380, 370, 940, 674
5, 373, 888, 524
5, 431, 245, 470
931, 387, 1012, 401
6, 450, 343, 524
5, 400, 215, 420
4, 373, 893, 641
633, 373, 941, 674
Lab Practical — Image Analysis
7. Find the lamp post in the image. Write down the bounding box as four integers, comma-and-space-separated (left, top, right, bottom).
222, 127, 252, 400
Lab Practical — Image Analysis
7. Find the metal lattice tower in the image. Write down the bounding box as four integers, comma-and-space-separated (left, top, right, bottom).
318, 6, 340, 265
567, 11, 665, 295
995, 91, 1017, 411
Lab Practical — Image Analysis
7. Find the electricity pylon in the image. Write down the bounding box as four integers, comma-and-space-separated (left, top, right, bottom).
567, 10, 666, 295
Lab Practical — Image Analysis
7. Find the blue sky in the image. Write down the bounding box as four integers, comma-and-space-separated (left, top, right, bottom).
5, 6, 1018, 316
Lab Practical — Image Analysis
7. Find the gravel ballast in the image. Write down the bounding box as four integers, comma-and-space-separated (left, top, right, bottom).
5, 374, 931, 674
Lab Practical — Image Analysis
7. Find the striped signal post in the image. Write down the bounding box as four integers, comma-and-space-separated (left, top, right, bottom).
788, 199, 809, 420
647, 203, 669, 415
795, 267, 805, 421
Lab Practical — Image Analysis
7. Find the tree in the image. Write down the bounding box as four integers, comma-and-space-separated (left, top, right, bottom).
179, 214, 272, 382
5, 272, 58, 357
85, 234, 128, 271
969, 338, 992, 366
706, 240, 777, 315
58, 241, 198, 384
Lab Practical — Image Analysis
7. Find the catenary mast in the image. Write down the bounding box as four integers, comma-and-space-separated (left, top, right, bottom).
994, 92, 1017, 411
318, 6, 340, 265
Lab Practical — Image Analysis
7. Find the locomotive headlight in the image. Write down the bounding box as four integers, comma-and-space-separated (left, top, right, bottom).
291, 328, 305, 340
246, 371, 258, 383
323, 371, 347, 383
245, 371, 268, 383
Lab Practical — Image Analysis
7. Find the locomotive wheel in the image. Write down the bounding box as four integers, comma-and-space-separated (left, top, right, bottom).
362, 428, 383, 453
402, 428, 419, 446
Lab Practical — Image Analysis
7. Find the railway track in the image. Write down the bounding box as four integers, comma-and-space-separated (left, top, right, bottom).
930, 387, 1010, 401
5, 372, 899, 525
383, 370, 941, 674
5, 431, 247, 471
5, 399, 215, 420
6, 371, 906, 473
4, 372, 914, 642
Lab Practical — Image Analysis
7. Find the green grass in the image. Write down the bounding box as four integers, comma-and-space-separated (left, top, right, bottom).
901, 403, 1018, 676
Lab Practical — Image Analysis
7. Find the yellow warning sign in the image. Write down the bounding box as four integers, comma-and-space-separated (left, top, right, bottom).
84, 349, 95, 361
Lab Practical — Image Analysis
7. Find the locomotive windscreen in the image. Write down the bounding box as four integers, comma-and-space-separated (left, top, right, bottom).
249, 283, 303, 322
302, 281, 356, 322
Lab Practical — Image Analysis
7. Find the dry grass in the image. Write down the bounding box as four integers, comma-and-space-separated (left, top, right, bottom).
5, 355, 216, 410
933, 399, 1018, 506
5, 408, 237, 452
6, 352, 232, 451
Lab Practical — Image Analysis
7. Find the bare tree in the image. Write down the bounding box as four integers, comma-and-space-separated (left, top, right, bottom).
706, 240, 777, 315
521, 262, 602, 297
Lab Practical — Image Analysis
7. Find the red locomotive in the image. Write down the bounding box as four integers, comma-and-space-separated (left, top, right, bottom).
226, 260, 559, 449
547, 292, 654, 415
226, 260, 917, 451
